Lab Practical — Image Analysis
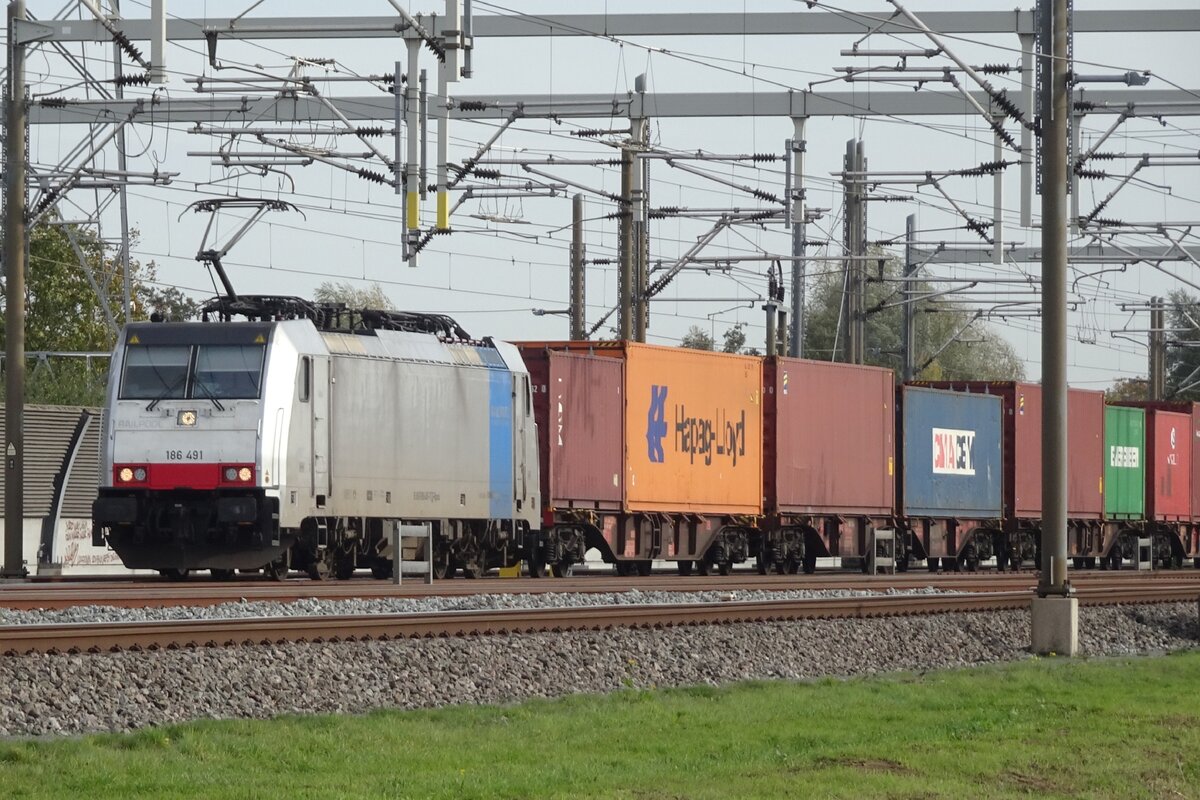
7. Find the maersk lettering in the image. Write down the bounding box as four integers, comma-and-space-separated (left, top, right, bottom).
1110, 445, 1139, 469
931, 427, 975, 476
674, 405, 747, 467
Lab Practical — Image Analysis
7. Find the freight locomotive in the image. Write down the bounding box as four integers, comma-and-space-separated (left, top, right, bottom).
92, 299, 1200, 579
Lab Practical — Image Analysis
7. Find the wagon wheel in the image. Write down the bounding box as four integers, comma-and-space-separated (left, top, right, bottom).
334, 556, 356, 581
635, 560, 652, 577
160, 568, 191, 581
460, 559, 483, 579
431, 546, 456, 580
755, 553, 770, 575
694, 560, 711, 577
527, 558, 548, 579
209, 568, 236, 581
370, 558, 392, 580
802, 553, 817, 575
551, 561, 574, 578
716, 561, 732, 576
676, 560, 694, 576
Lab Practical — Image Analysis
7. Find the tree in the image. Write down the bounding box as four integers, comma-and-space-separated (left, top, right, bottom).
1106, 376, 1148, 402
1164, 289, 1200, 400
680, 325, 714, 351
722, 325, 746, 354
0, 221, 194, 405
314, 280, 395, 310
802, 253, 1025, 381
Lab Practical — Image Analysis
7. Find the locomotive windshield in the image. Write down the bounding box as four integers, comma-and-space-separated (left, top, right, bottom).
119, 343, 266, 400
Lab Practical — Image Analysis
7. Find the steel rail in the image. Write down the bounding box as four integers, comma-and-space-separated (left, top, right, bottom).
3, 584, 1196, 657
4, 571, 1199, 611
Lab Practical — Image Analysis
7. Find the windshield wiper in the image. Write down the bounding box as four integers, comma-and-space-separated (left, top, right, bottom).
145, 375, 186, 411
192, 379, 226, 412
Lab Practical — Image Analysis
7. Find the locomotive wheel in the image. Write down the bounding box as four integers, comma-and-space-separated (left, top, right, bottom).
785, 557, 801, 575
635, 560, 652, 577
677, 560, 694, 576
334, 557, 356, 581
263, 558, 289, 582
694, 560, 711, 577
370, 559, 393, 580
306, 561, 329, 580
756, 553, 770, 575
160, 568, 190, 581
716, 561, 732, 576
551, 561, 574, 578
527, 558, 547, 579
802, 554, 817, 575
460, 561, 483, 579
210, 568, 236, 581
431, 549, 455, 580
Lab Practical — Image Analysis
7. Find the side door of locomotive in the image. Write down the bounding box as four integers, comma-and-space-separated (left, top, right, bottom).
310, 355, 332, 502
513, 372, 531, 512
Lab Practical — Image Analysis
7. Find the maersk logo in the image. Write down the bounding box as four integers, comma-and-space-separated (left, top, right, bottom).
646, 385, 668, 463
1110, 446, 1139, 468
932, 428, 975, 476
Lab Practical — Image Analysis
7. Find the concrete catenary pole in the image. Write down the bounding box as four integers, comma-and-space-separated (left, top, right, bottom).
618, 146, 633, 341
569, 193, 586, 340
1149, 297, 1165, 400
788, 118, 806, 358
112, 0, 132, 322
3, 0, 28, 579
1033, 0, 1078, 655
404, 37, 421, 262
902, 214, 917, 382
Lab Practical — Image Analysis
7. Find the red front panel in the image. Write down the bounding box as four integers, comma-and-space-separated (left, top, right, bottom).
1146, 410, 1192, 521
114, 463, 221, 490
767, 357, 894, 516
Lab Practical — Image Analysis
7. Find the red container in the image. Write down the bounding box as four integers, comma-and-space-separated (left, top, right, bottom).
764, 358, 894, 516
523, 350, 624, 512
1118, 401, 1200, 522
1145, 409, 1192, 522
921, 382, 1104, 520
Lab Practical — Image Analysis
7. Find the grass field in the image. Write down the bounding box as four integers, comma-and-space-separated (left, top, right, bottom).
2, 651, 1198, 799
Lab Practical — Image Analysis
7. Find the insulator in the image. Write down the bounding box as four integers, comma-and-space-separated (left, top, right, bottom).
38, 97, 68, 108
356, 168, 389, 185
423, 38, 446, 61
1075, 168, 1108, 180
383, 73, 398, 84
979, 63, 1014, 75
457, 100, 488, 112
1089, 152, 1118, 161
958, 159, 1009, 177
990, 90, 1025, 123
115, 73, 151, 87
751, 189, 780, 204
654, 206, 681, 215
472, 168, 501, 180
572, 129, 604, 138
993, 125, 1019, 152
110, 30, 145, 66
1091, 217, 1125, 227
751, 153, 779, 162
1074, 100, 1096, 112
589, 258, 614, 265
354, 127, 385, 138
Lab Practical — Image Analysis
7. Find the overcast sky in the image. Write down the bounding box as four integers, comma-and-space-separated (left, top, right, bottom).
16, 1, 1200, 387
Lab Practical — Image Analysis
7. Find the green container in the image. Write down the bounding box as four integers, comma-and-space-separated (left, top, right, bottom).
1104, 405, 1145, 519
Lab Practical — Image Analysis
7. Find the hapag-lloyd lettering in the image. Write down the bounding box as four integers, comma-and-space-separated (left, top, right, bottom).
674, 405, 747, 466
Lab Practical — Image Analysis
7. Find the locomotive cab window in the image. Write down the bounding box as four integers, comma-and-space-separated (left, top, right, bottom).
298, 356, 311, 403
193, 345, 266, 399
119, 346, 190, 399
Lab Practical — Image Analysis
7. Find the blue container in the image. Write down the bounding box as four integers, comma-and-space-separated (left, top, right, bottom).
901, 386, 1003, 519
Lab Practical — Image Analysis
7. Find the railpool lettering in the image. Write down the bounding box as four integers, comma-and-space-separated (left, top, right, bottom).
674, 405, 746, 466
1110, 445, 1139, 468
932, 427, 976, 476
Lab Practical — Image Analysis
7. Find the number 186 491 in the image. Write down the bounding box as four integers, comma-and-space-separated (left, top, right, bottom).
166, 449, 204, 461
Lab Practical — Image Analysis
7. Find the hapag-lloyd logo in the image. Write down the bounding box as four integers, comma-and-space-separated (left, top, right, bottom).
932, 427, 976, 476
646, 384, 747, 467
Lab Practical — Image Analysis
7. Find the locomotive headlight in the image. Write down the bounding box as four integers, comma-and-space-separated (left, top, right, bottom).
224, 467, 238, 481
133, 467, 147, 482
119, 467, 134, 482
237, 467, 253, 482
177, 410, 197, 427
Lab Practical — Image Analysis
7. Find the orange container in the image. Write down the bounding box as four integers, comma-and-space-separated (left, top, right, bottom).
623, 343, 762, 515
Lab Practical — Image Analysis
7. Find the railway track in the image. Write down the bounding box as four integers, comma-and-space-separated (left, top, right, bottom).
2, 570, 1199, 611
3, 583, 1197, 656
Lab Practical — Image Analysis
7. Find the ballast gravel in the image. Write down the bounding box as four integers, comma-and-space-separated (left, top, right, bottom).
1, 602, 1196, 738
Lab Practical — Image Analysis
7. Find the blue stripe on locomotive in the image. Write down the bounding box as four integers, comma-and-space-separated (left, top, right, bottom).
487, 366, 514, 519
902, 387, 1003, 519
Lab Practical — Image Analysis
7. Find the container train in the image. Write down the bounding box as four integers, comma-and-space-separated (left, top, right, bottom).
92, 299, 1200, 579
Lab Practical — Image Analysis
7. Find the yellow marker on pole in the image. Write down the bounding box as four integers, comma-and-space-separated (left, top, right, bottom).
437, 192, 449, 230
406, 192, 420, 230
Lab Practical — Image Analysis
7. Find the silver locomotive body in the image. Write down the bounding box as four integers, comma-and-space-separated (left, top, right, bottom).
93, 318, 541, 578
